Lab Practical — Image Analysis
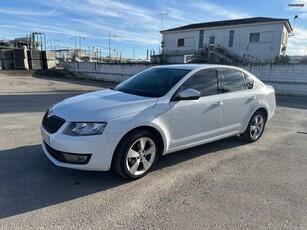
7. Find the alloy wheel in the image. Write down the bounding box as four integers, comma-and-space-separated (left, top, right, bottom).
250, 114, 264, 140
125, 137, 156, 176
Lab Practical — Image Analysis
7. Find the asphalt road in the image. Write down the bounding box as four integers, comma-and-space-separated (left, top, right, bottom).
0, 70, 307, 230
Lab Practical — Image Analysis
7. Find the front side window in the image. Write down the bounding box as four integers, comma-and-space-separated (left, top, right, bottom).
249, 33, 260, 43
177, 38, 185, 47
181, 69, 218, 96
220, 69, 245, 92
115, 68, 190, 97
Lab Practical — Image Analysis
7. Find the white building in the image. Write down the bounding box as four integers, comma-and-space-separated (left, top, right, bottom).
160, 17, 292, 64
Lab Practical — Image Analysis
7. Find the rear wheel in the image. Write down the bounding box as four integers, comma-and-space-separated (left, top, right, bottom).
241, 111, 266, 142
113, 130, 159, 180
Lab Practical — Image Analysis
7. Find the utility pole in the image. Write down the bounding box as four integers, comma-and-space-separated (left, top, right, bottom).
156, 12, 168, 55
157, 11, 168, 30
53, 38, 59, 51
108, 33, 116, 59
79, 36, 85, 57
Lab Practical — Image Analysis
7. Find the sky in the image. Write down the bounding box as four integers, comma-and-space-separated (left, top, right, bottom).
1, 0, 307, 59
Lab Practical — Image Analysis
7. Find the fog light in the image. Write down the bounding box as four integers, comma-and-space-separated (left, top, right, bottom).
62, 153, 91, 164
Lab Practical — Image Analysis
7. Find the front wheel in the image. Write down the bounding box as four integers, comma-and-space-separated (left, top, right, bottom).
113, 130, 159, 180
241, 111, 266, 142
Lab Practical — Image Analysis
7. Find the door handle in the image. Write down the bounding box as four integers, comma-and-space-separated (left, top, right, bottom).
214, 101, 223, 106
249, 96, 256, 100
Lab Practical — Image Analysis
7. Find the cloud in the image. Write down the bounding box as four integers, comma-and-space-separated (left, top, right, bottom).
155, 0, 251, 31
299, 12, 307, 18
1, 0, 305, 58
190, 1, 251, 20
32, 0, 121, 18
34, 0, 161, 37
67, 18, 160, 45
0, 0, 162, 46
0, 19, 88, 38
290, 0, 307, 5
287, 27, 307, 55
0, 7, 64, 16
39, 0, 156, 20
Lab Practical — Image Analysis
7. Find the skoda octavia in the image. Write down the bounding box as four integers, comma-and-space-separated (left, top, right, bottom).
41, 64, 275, 179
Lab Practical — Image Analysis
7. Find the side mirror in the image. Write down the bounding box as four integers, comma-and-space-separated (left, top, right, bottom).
176, 88, 201, 101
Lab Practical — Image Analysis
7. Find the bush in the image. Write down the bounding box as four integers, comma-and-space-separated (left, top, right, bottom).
274, 55, 290, 64
299, 57, 307, 64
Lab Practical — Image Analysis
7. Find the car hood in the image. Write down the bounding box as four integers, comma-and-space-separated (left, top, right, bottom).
50, 89, 158, 122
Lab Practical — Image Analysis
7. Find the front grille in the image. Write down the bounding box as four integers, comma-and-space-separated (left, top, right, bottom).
42, 111, 66, 134
44, 141, 92, 165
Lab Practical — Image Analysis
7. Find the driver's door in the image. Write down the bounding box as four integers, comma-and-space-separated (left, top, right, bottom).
169, 69, 223, 149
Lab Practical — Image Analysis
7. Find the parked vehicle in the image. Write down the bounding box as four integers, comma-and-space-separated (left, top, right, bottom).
41, 64, 276, 179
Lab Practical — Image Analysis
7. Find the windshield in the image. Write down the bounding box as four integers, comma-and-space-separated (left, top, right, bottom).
115, 68, 190, 97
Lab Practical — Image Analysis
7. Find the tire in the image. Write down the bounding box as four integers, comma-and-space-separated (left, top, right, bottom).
241, 111, 266, 142
113, 130, 160, 180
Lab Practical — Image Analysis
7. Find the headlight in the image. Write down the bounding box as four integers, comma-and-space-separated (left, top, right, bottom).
63, 122, 107, 136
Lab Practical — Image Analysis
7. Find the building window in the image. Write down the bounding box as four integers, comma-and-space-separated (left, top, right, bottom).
209, 36, 215, 45
177, 38, 185, 47
229, 30, 234, 47
249, 33, 260, 43
199, 30, 204, 48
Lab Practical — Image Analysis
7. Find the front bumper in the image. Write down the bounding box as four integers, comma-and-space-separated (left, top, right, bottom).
41, 124, 121, 171
43, 141, 92, 164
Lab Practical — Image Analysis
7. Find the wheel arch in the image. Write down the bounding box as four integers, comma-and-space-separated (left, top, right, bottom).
255, 107, 268, 121
111, 125, 166, 166
242, 107, 268, 134
241, 107, 268, 142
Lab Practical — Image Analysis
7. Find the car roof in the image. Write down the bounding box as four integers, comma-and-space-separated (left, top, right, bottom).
152, 64, 241, 71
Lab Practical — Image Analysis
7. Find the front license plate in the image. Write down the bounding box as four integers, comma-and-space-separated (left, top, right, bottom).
41, 128, 50, 146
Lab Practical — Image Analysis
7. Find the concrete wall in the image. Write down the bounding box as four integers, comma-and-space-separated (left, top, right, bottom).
243, 64, 307, 96
64, 62, 155, 82
64, 62, 307, 96
0, 49, 55, 70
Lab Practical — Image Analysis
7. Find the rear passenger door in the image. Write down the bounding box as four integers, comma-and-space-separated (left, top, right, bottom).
218, 68, 256, 134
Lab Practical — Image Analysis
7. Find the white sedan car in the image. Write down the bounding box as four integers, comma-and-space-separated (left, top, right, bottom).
41, 64, 275, 179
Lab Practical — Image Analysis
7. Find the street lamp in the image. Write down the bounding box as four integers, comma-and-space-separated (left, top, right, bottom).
293, 15, 298, 31
108, 33, 116, 59
288, 15, 299, 37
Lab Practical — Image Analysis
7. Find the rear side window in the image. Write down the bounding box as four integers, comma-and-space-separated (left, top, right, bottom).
244, 73, 254, 89
181, 69, 218, 96
220, 69, 245, 92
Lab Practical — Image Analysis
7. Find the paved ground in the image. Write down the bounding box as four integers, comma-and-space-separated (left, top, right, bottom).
0, 70, 307, 230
